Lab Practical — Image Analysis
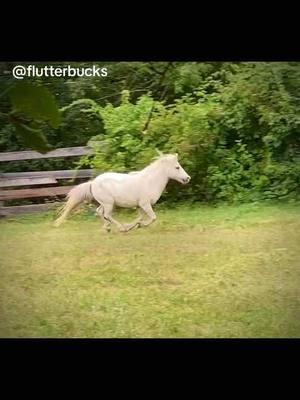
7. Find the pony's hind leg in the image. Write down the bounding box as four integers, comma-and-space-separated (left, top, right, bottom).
96, 205, 111, 232
102, 203, 126, 232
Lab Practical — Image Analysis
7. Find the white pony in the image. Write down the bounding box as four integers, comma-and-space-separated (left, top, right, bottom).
54, 153, 191, 232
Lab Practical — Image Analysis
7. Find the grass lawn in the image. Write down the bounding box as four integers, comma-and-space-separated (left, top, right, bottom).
1, 201, 300, 338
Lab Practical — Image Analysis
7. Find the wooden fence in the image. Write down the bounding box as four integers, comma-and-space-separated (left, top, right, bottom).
0, 146, 94, 216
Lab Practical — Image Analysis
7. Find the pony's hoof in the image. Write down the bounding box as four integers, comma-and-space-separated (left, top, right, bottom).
131, 223, 140, 230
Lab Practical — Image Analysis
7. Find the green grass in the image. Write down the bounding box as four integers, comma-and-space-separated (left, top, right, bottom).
1, 201, 300, 338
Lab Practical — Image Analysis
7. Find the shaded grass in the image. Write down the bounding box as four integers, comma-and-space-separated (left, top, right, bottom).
1, 202, 300, 337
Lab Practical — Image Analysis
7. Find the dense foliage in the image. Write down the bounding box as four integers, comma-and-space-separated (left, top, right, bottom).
1, 62, 300, 203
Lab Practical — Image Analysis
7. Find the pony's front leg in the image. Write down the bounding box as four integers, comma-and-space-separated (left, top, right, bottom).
123, 209, 144, 232
138, 202, 157, 227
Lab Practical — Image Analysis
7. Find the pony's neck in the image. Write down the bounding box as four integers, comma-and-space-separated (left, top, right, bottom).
141, 160, 169, 199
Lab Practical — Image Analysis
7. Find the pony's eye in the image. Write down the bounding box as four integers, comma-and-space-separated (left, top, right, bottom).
176, 166, 180, 170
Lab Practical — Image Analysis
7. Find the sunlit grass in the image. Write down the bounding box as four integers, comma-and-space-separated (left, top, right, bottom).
1, 202, 300, 337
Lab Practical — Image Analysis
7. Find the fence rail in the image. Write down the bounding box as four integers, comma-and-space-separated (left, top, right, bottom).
0, 177, 58, 188
0, 203, 62, 216
0, 146, 94, 216
0, 186, 74, 201
1, 169, 93, 180
0, 146, 93, 162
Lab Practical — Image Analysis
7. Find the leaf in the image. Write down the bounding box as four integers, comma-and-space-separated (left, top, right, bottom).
8, 81, 61, 128
13, 122, 52, 153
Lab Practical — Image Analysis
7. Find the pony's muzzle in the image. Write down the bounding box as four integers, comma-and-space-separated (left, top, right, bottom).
182, 176, 191, 184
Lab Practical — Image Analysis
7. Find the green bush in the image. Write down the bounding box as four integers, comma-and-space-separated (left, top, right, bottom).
78, 63, 300, 204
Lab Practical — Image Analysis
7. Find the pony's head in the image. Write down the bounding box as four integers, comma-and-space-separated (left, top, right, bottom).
157, 153, 191, 184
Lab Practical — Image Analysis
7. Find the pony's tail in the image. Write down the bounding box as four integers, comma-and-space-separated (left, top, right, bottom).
54, 181, 93, 227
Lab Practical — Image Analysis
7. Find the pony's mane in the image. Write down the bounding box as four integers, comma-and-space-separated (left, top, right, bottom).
140, 154, 177, 173
127, 154, 178, 175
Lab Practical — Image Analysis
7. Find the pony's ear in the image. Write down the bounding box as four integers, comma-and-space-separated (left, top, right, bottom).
175, 153, 178, 159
